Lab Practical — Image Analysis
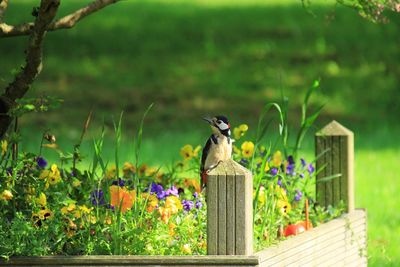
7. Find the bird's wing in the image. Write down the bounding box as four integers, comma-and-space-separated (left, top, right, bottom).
200, 136, 212, 173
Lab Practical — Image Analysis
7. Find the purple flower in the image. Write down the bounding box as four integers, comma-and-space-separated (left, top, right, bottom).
106, 204, 115, 211
299, 173, 305, 178
300, 158, 306, 167
195, 199, 203, 209
151, 183, 163, 193
36, 157, 47, 168
307, 164, 315, 174
182, 199, 194, 211
287, 155, 295, 165
294, 189, 302, 202
70, 170, 76, 177
193, 192, 198, 199
270, 167, 278, 176
165, 185, 179, 197
277, 178, 283, 187
112, 178, 125, 187
286, 164, 295, 176
239, 158, 249, 165
150, 183, 166, 199
90, 189, 105, 206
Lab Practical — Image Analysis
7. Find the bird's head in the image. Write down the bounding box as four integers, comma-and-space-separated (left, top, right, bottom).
203, 115, 231, 137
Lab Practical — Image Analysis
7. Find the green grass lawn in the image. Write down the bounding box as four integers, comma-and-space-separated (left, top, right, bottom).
1, 0, 400, 265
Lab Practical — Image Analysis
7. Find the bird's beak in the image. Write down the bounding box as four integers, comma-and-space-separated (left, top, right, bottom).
203, 117, 213, 124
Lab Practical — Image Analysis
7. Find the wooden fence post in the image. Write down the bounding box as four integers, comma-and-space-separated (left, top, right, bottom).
207, 159, 253, 255
315, 120, 355, 212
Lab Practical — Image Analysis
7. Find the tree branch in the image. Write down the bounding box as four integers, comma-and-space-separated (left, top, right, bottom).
0, 0, 120, 37
0, 0, 8, 23
4, 0, 60, 100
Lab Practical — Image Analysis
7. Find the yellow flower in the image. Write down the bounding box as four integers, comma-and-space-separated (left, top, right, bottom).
275, 186, 291, 215
35, 192, 47, 206
158, 206, 172, 223
39, 164, 61, 185
1, 189, 13, 201
79, 205, 93, 214
105, 165, 117, 179
72, 178, 81, 187
104, 216, 112, 225
122, 162, 136, 177
258, 186, 266, 205
264, 162, 270, 173
38, 208, 53, 220
1, 140, 7, 157
180, 144, 194, 161
277, 199, 291, 215
182, 244, 192, 254
146, 194, 159, 212
233, 124, 249, 140
32, 208, 53, 227
165, 195, 183, 214
61, 203, 76, 215
168, 222, 176, 236
241, 141, 255, 158
145, 166, 157, 177
272, 151, 282, 167
88, 214, 97, 224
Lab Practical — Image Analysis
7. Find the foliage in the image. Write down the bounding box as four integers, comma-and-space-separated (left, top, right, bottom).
0, 86, 345, 257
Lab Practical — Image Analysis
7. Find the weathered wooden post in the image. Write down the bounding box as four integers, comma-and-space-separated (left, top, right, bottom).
315, 120, 355, 212
207, 159, 253, 255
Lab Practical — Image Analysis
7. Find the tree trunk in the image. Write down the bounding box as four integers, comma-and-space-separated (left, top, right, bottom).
0, 96, 13, 138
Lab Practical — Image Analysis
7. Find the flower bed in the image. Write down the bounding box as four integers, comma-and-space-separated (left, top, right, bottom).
0, 119, 345, 258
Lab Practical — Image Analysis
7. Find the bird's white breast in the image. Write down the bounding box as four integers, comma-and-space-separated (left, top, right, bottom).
204, 135, 232, 171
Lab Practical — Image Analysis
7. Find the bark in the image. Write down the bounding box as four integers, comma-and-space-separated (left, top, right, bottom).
0, 0, 120, 38
0, 0, 60, 138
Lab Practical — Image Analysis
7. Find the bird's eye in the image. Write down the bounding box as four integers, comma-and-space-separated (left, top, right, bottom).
217, 120, 222, 124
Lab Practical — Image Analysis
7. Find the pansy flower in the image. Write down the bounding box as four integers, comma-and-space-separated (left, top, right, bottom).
308, 163, 315, 174
36, 157, 47, 168
35, 192, 47, 207
241, 141, 255, 158
1, 190, 13, 201
182, 199, 194, 211
165, 195, 183, 214
109, 185, 136, 213
39, 164, 62, 185
233, 124, 249, 140
180, 144, 194, 161
272, 151, 282, 167
90, 189, 105, 206
122, 162, 136, 177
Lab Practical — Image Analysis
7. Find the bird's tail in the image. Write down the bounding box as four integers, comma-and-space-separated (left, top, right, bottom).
201, 170, 207, 189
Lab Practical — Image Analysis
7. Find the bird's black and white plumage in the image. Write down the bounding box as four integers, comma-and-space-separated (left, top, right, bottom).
200, 115, 232, 189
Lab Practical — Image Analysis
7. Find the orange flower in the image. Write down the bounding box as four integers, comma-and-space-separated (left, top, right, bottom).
146, 194, 158, 212
109, 185, 136, 213
159, 206, 172, 223
183, 178, 201, 193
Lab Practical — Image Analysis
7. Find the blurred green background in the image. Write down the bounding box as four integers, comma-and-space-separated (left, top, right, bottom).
0, 0, 399, 265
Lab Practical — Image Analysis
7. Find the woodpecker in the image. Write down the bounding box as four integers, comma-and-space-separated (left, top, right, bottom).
200, 115, 232, 189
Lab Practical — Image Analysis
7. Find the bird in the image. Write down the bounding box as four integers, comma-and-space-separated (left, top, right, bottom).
200, 115, 232, 189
